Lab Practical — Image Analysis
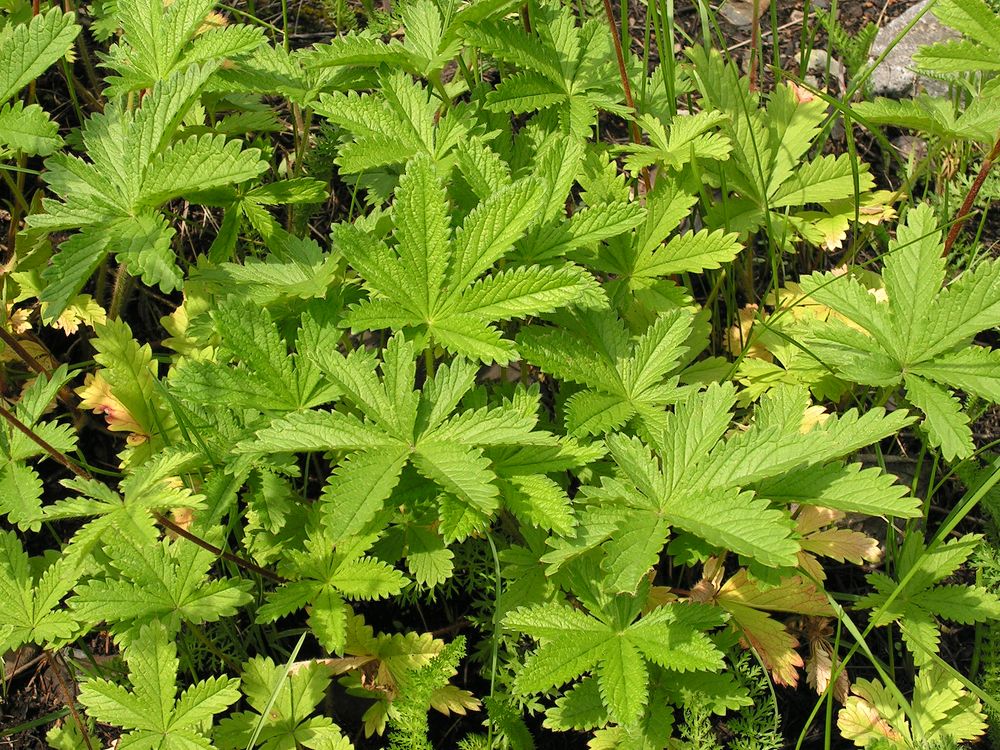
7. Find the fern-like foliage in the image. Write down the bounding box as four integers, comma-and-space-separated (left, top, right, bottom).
28, 64, 268, 321
335, 152, 604, 362
798, 203, 1000, 459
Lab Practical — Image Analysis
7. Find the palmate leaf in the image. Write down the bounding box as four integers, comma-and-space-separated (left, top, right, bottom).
839, 667, 988, 747
799, 203, 1000, 460
466, 3, 624, 136
103, 0, 264, 93
31, 64, 267, 321
338, 152, 604, 363
242, 332, 563, 543
690, 61, 878, 247
573, 383, 910, 593
256, 532, 407, 653
170, 299, 338, 411
79, 620, 240, 748
69, 536, 253, 631
518, 307, 693, 436
619, 111, 731, 174
858, 532, 1000, 666
314, 70, 477, 176
0, 531, 80, 652
0, 365, 76, 531
215, 657, 352, 750
505, 600, 724, 726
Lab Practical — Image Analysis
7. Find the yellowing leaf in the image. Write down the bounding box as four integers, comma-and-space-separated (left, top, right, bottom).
797, 616, 848, 703
52, 294, 106, 335
717, 569, 834, 616
724, 602, 804, 687
430, 684, 481, 716
725, 304, 772, 361
76, 372, 147, 443
838, 682, 904, 748
801, 528, 882, 565
693, 567, 834, 687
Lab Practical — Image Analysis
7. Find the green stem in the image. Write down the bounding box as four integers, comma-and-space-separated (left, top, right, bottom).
424, 345, 435, 378
108, 264, 134, 320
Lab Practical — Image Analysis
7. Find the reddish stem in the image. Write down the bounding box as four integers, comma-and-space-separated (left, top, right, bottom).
153, 512, 286, 583
943, 132, 1000, 257
600, 0, 651, 194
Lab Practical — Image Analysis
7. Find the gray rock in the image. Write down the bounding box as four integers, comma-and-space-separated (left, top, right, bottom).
868, 0, 960, 98
804, 50, 846, 93
806, 49, 845, 77
718, 0, 770, 28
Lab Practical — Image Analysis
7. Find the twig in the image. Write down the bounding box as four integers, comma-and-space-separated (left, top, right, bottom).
153, 512, 286, 583
600, 0, 651, 194
44, 651, 95, 750
0, 398, 282, 584
943, 131, 1000, 257
0, 327, 78, 407
0, 326, 51, 377
0, 400, 91, 479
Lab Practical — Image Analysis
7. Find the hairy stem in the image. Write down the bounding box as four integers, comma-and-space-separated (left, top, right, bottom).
600, 0, 651, 194
108, 265, 134, 320
45, 651, 95, 750
153, 512, 286, 583
943, 131, 1000, 257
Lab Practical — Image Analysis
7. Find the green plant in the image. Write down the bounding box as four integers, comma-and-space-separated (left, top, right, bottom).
915, 0, 1000, 74
0, 8, 79, 161
78, 620, 243, 748
5, 0, 1000, 747
796, 203, 1000, 460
